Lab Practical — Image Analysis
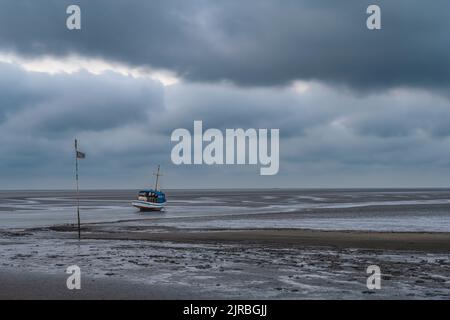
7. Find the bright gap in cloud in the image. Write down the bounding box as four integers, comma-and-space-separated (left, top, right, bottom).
0, 52, 180, 86
291, 80, 311, 94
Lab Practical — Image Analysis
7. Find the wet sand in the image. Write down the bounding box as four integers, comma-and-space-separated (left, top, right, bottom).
2, 189, 450, 232
0, 268, 208, 300
79, 228, 450, 253
1, 189, 450, 299
1, 227, 449, 299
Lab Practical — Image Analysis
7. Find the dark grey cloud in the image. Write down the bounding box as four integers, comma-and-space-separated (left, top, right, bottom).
0, 62, 166, 188
0, 0, 449, 90
0, 69, 164, 135
2, 0, 450, 189
2, 59, 450, 188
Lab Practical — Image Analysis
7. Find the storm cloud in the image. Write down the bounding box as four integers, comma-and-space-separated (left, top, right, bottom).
1, 1, 450, 188
0, 0, 449, 89
2, 60, 450, 188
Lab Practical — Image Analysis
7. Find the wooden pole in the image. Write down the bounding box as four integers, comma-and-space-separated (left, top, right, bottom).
75, 139, 81, 240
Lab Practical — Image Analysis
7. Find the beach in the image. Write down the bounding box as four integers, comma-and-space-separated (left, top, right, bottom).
79, 228, 450, 252
0, 189, 449, 299
0, 268, 206, 300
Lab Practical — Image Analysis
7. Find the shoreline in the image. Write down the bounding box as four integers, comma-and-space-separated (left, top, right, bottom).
4, 223, 450, 252
75, 228, 450, 253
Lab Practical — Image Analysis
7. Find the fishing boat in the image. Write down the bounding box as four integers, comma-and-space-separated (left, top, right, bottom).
132, 165, 166, 212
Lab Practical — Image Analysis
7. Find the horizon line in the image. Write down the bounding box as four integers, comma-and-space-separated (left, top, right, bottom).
1, 186, 450, 192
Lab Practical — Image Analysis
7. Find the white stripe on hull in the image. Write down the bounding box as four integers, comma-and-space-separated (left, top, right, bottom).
132, 200, 164, 211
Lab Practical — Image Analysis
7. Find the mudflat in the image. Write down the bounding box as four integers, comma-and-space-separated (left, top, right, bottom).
82, 228, 450, 253
0, 268, 208, 300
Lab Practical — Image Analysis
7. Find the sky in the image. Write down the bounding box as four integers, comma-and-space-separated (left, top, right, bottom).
1, 0, 450, 189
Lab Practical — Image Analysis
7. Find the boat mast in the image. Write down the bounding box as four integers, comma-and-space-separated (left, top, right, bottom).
154, 165, 161, 191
